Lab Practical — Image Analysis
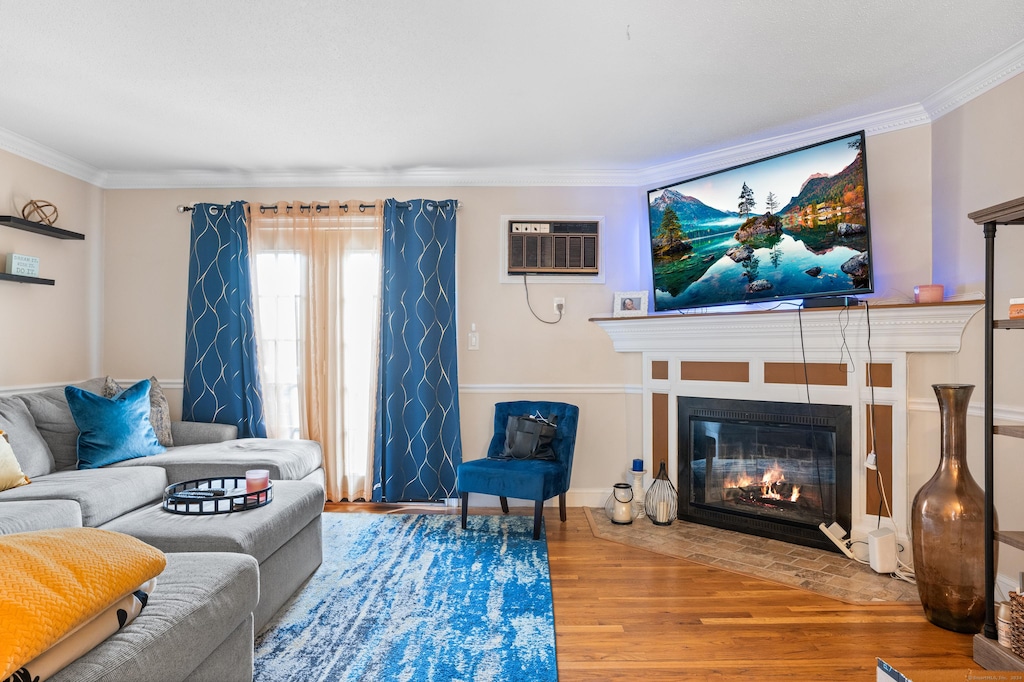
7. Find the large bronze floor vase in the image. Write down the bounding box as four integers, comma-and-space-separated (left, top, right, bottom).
911, 383, 988, 633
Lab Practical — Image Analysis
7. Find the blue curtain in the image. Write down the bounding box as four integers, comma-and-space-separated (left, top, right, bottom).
182, 201, 267, 438
373, 199, 462, 501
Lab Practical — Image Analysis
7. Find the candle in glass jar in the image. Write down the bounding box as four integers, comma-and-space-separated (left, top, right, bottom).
246, 469, 270, 493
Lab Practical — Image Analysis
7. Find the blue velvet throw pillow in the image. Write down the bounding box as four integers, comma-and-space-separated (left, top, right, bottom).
65, 379, 166, 469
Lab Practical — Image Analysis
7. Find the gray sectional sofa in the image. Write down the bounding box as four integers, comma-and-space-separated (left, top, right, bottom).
0, 379, 327, 682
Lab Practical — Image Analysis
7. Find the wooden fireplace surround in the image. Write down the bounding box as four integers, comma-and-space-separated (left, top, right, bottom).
594, 300, 981, 540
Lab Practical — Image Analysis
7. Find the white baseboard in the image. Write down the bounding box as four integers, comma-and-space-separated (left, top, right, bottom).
464, 488, 607, 510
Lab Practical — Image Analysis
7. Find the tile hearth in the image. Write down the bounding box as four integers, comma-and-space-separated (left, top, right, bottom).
584, 507, 919, 603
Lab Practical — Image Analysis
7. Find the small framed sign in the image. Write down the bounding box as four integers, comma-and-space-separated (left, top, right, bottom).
613, 290, 647, 317
6, 253, 40, 277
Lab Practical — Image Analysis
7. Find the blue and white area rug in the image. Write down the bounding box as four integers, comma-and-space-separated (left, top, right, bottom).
254, 513, 558, 681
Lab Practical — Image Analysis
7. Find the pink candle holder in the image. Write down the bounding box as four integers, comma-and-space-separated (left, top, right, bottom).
245, 469, 270, 493
914, 284, 944, 303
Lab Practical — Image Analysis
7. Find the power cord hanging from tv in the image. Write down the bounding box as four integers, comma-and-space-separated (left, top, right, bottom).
861, 300, 916, 584
797, 301, 915, 582
521, 274, 563, 324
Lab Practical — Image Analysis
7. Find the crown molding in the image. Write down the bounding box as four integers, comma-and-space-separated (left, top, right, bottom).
99, 166, 643, 190
3, 38, 1023, 190
0, 128, 107, 186
921, 37, 1024, 121
89, 102, 936, 190
633, 103, 931, 189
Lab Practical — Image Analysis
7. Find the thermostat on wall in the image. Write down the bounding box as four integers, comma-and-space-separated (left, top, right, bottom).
6, 253, 39, 277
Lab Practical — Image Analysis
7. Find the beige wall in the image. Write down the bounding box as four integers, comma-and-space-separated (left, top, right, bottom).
912, 71, 1024, 589
2, 71, 1021, 527
0, 149, 103, 385
101, 185, 643, 499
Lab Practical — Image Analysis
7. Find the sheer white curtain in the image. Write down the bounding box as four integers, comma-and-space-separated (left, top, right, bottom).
246, 200, 383, 502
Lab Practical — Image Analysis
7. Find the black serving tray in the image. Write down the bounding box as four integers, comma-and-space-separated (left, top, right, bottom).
162, 476, 273, 515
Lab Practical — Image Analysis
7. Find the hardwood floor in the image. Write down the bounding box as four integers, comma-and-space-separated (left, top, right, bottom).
324, 504, 980, 681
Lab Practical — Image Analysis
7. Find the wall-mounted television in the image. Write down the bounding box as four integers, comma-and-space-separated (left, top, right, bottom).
647, 131, 872, 312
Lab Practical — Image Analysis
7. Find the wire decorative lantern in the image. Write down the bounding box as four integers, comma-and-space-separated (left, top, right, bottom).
645, 461, 678, 526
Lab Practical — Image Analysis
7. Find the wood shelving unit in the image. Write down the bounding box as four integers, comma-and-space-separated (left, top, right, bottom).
0, 214, 84, 285
969, 195, 1024, 670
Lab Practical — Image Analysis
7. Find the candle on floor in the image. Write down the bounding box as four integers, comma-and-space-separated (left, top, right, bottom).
656, 500, 669, 524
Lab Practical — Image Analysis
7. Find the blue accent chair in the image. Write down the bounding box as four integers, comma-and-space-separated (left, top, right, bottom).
458, 400, 579, 540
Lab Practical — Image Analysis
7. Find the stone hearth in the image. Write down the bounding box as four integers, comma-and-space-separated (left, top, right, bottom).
585, 508, 919, 603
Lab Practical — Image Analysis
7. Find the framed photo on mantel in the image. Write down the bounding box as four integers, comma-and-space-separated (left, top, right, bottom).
613, 290, 647, 317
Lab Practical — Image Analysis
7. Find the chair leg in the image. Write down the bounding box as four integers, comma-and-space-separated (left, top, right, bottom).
533, 500, 543, 540
461, 492, 469, 529
499, 496, 509, 514
559, 493, 567, 522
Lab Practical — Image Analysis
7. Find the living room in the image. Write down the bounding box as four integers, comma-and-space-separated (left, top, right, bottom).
2, 2, 1024, 680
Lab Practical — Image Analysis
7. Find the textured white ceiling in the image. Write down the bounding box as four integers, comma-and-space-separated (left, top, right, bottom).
0, 0, 1022, 186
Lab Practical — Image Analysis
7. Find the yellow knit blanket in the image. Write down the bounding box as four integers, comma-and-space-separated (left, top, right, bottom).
0, 527, 166, 679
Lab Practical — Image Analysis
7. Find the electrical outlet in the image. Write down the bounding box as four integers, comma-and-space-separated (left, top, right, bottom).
553, 297, 565, 314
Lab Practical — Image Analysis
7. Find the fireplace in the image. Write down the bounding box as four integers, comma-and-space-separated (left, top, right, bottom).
678, 396, 852, 553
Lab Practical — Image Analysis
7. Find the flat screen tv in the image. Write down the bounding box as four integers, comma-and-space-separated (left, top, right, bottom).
647, 131, 872, 312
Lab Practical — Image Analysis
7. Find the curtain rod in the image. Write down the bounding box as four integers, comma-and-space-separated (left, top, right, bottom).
177, 200, 462, 213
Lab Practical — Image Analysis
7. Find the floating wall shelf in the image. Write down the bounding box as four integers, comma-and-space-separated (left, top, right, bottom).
0, 214, 84, 286
0, 215, 85, 240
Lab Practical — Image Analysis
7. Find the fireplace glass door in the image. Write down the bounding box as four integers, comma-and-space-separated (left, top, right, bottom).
679, 397, 852, 551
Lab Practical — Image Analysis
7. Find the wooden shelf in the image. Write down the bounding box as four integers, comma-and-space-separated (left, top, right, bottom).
0, 215, 84, 240
995, 425, 1024, 439
996, 530, 1024, 551
969, 196, 1024, 225
0, 272, 55, 286
972, 196, 1024, 669
974, 633, 1024, 671
0, 272, 54, 284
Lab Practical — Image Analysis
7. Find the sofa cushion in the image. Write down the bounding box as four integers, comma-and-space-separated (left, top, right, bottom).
0, 395, 54, 477
66, 380, 166, 469
19, 378, 106, 471
16, 580, 155, 682
0, 466, 167, 528
0, 527, 166, 681
49, 552, 258, 682
109, 438, 323, 483
0, 500, 82, 535
103, 377, 174, 448
170, 420, 238, 446
0, 433, 30, 491
101, 479, 324, 564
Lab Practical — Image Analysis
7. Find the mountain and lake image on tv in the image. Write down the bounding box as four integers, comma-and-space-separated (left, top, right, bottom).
648, 131, 872, 311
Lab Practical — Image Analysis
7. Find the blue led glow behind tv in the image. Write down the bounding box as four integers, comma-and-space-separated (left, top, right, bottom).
647, 131, 873, 311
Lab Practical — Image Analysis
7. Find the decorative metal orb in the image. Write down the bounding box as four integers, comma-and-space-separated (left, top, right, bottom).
21, 199, 59, 226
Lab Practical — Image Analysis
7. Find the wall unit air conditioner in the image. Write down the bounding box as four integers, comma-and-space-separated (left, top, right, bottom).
506, 220, 599, 276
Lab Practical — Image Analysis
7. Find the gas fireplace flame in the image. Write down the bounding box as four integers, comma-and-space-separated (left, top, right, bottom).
723, 461, 801, 503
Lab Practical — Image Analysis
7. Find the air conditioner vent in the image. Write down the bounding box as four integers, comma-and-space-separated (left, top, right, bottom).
507, 220, 599, 276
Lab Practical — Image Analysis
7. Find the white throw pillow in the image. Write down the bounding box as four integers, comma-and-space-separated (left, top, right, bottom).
0, 430, 30, 491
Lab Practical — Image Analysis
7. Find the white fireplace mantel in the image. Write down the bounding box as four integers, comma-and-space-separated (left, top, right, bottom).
593, 300, 984, 543
593, 301, 983, 356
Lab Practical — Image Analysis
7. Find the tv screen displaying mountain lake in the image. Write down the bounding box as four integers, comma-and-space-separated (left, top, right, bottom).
648, 134, 870, 311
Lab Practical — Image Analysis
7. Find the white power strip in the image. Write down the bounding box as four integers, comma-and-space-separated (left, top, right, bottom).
819, 521, 855, 559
